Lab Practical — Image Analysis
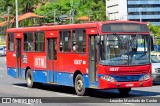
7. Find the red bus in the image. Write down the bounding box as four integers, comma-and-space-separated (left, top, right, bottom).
6, 21, 153, 96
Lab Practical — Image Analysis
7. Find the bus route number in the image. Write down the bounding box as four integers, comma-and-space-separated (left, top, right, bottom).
110, 67, 119, 71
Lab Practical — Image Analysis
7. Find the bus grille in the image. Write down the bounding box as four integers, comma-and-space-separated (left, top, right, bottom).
111, 74, 144, 82
109, 70, 147, 75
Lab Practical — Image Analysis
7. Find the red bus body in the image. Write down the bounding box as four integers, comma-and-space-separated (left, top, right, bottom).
6, 21, 152, 90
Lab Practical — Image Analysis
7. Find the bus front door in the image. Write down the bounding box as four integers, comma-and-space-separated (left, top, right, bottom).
88, 36, 98, 87
46, 38, 57, 83
16, 38, 22, 79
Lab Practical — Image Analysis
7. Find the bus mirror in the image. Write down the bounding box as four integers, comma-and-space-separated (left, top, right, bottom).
150, 36, 154, 51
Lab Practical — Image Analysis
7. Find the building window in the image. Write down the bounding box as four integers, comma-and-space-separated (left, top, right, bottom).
8, 33, 14, 51
128, 4, 160, 8
24, 32, 33, 51
129, 19, 160, 22
59, 30, 71, 52
34, 32, 44, 52
72, 29, 86, 52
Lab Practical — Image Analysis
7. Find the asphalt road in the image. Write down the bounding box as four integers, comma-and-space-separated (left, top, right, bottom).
0, 56, 160, 106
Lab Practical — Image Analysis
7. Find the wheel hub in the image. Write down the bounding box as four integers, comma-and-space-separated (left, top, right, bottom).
77, 80, 83, 91
27, 74, 32, 85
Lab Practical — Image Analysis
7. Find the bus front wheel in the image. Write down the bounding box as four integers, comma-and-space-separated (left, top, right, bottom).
118, 88, 131, 95
75, 74, 86, 96
26, 69, 36, 88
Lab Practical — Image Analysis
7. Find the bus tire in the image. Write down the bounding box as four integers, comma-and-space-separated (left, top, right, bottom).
26, 69, 35, 88
75, 74, 86, 96
118, 88, 131, 95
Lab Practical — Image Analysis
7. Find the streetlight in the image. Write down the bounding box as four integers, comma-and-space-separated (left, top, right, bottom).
139, 8, 142, 22
7, 6, 11, 29
70, 0, 80, 24
54, 9, 57, 24
106, 12, 110, 20
15, 0, 18, 28
70, 0, 73, 24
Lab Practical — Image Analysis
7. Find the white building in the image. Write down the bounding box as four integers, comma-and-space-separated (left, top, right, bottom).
106, 0, 160, 25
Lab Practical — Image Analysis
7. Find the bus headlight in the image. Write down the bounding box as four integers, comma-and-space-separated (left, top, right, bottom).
139, 74, 151, 81
100, 75, 117, 82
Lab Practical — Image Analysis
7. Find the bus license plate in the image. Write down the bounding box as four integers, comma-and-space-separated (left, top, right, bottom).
125, 84, 134, 87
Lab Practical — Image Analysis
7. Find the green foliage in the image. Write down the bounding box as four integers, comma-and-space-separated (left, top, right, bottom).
0, 0, 48, 28
148, 23, 160, 45
0, 0, 106, 25
0, 0, 46, 20
35, 0, 106, 24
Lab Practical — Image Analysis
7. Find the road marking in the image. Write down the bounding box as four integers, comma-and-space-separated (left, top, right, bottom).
12, 85, 28, 90
0, 75, 4, 77
123, 103, 136, 105
0, 68, 4, 71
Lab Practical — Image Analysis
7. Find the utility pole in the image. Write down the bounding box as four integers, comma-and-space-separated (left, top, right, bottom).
15, 0, 19, 28
54, 9, 56, 24
7, 6, 11, 29
139, 8, 142, 22
70, 0, 74, 24
71, 10, 75, 24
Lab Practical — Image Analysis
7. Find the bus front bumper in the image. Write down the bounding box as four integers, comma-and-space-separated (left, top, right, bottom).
99, 78, 152, 89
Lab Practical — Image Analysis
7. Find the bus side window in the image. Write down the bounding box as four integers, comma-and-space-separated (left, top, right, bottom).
34, 32, 44, 52
72, 29, 86, 52
8, 33, 14, 51
59, 30, 71, 52
24, 32, 33, 52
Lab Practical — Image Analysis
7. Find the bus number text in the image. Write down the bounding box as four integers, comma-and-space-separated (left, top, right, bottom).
74, 60, 82, 65
110, 67, 119, 71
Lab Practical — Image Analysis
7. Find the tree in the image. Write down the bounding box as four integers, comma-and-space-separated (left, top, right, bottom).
35, 0, 106, 24
0, 0, 47, 17
0, 0, 107, 24
148, 23, 160, 45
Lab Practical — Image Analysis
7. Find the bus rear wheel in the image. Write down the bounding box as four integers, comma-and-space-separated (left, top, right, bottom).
26, 69, 36, 88
75, 74, 86, 96
118, 88, 131, 95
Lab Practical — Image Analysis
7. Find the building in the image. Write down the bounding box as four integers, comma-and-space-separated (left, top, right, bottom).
106, 0, 160, 26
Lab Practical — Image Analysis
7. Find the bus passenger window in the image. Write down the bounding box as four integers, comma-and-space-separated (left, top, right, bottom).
34, 32, 44, 52
59, 31, 71, 52
72, 29, 86, 52
53, 39, 57, 60
24, 32, 33, 52
8, 33, 14, 51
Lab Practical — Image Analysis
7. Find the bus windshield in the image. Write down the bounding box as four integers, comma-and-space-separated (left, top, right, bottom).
100, 34, 150, 66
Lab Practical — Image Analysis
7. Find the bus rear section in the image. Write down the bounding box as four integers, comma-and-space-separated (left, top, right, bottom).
6, 21, 153, 96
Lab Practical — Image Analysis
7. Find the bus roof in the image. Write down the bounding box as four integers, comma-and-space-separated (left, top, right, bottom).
7, 21, 148, 33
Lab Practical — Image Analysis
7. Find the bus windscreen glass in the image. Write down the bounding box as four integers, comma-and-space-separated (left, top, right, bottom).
99, 34, 150, 66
